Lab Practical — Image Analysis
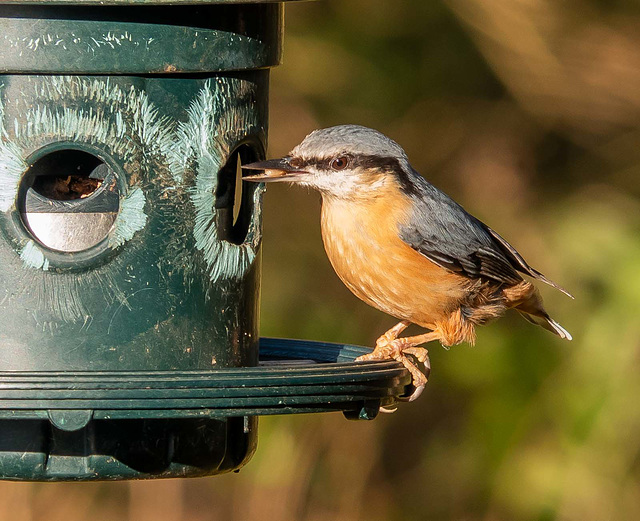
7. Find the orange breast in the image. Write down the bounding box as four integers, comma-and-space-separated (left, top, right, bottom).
320, 187, 468, 328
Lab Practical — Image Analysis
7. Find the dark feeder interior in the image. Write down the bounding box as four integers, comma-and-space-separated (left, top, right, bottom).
0, 1, 412, 481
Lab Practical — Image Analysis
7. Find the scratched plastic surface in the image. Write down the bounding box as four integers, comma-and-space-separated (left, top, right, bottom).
0, 3, 278, 480
0, 4, 283, 73
0, 5, 277, 372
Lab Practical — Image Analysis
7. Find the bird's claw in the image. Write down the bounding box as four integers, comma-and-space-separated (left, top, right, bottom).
355, 338, 431, 406
398, 383, 425, 402
403, 346, 431, 366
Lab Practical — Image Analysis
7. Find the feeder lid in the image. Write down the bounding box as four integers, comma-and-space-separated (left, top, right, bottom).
0, 338, 415, 423
0, 3, 287, 74
0, 1, 305, 4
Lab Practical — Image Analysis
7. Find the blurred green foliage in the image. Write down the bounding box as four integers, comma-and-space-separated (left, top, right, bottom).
2, 1, 640, 520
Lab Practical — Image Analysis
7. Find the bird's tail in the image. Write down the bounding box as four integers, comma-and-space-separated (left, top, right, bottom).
517, 310, 572, 341
503, 281, 572, 341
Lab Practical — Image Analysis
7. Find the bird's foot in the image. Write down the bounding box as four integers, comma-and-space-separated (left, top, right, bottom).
355, 331, 433, 403
372, 320, 411, 348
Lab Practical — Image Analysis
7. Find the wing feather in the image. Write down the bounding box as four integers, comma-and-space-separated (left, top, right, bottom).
397, 170, 572, 297
484, 226, 573, 297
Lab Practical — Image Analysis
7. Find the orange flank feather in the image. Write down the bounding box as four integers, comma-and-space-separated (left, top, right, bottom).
321, 182, 467, 331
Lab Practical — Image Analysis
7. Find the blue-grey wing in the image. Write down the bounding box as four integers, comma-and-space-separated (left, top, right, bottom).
398, 173, 571, 296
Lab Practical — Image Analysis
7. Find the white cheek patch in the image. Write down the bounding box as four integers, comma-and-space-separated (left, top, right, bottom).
302, 168, 388, 199
312, 175, 361, 198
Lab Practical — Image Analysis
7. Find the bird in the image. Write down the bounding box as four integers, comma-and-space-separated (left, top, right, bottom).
242, 125, 572, 402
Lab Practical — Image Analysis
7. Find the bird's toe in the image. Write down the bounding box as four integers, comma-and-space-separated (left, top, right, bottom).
403, 346, 430, 364
399, 384, 425, 402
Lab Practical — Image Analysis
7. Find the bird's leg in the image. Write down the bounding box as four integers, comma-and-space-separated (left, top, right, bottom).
353, 320, 410, 363
355, 322, 438, 402
376, 320, 412, 348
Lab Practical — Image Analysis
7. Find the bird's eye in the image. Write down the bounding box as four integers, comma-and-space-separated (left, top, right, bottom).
330, 156, 348, 170
288, 157, 302, 169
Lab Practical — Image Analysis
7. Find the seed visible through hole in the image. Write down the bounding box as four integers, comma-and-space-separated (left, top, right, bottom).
19, 149, 119, 253
33, 174, 103, 200
233, 154, 242, 226
215, 146, 257, 246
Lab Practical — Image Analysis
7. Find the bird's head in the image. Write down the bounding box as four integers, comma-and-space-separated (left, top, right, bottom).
243, 125, 415, 200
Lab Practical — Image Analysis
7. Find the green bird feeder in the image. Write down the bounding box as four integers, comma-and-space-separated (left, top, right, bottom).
0, 1, 412, 481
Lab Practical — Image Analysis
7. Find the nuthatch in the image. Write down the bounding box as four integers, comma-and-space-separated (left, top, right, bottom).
243, 125, 572, 401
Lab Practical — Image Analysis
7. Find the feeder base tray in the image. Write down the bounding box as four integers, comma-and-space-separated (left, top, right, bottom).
0, 338, 415, 481
0, 338, 412, 421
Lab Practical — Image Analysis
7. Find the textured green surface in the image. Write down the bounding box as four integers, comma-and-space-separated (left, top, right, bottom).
0, 74, 266, 372
0, 4, 281, 481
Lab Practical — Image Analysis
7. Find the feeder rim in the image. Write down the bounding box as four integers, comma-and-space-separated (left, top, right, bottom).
0, 338, 416, 421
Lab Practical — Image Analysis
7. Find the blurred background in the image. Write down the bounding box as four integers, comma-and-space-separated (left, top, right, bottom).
3, 0, 640, 519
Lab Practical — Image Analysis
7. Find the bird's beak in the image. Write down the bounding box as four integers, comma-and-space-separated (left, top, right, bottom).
242, 158, 308, 182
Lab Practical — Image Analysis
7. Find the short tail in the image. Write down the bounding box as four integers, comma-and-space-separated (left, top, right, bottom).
504, 281, 572, 341
517, 311, 572, 341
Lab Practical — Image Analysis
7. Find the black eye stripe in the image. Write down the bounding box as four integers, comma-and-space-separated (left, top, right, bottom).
354, 155, 402, 171
291, 154, 401, 172
287, 153, 420, 196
